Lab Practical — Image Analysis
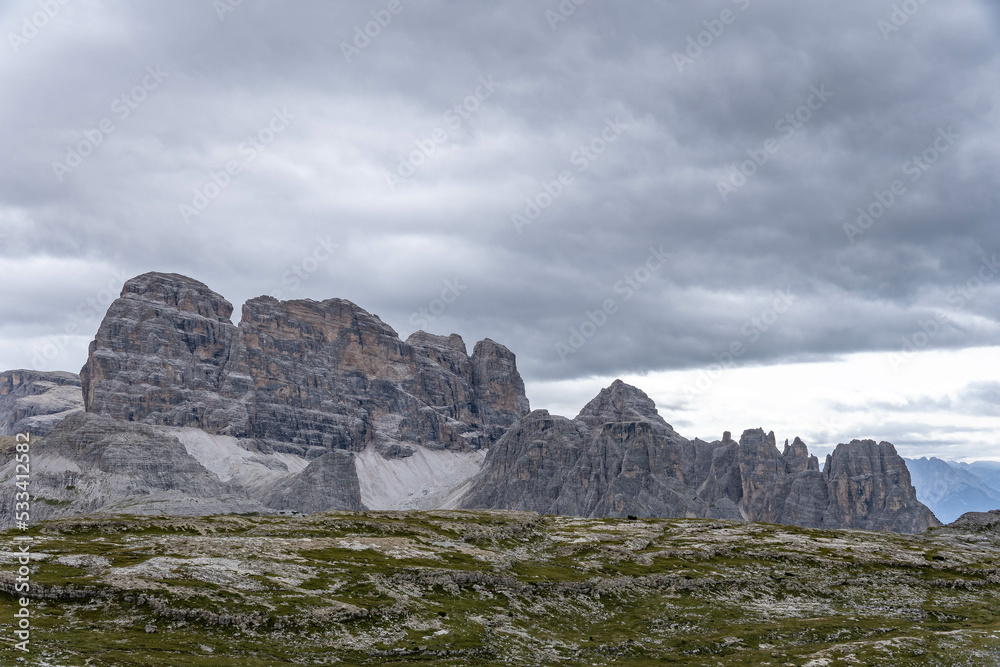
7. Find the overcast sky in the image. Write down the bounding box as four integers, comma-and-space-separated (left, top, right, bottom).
2, 0, 999, 459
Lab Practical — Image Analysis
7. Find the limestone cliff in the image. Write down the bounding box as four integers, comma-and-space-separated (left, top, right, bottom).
2, 272, 940, 533
80, 272, 530, 456
0, 411, 365, 526
460, 381, 717, 520
460, 380, 939, 533
822, 439, 937, 533
0, 369, 84, 436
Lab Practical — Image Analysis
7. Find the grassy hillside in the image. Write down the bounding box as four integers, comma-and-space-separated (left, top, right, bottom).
0, 511, 998, 665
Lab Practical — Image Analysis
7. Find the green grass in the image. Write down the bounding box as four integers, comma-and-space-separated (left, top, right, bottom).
0, 511, 998, 665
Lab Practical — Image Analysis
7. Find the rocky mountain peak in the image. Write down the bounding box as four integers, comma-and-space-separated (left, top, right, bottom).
469, 338, 530, 430
80, 271, 237, 424
783, 436, 809, 458
122, 271, 234, 321
575, 379, 673, 435
407, 332, 471, 380
821, 439, 937, 532
738, 428, 778, 452
461, 384, 939, 533
80, 273, 529, 455
823, 439, 910, 490
782, 436, 817, 474
407, 331, 468, 355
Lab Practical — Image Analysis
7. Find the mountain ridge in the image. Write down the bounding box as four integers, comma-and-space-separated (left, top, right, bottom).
0, 272, 941, 533
458, 380, 937, 532
904, 456, 1000, 523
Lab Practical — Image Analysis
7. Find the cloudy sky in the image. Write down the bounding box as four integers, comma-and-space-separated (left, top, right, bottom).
2, 0, 999, 460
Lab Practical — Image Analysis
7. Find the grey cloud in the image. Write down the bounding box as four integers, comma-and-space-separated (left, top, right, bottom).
1, 0, 998, 393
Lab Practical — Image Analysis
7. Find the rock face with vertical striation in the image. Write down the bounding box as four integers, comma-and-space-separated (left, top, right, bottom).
822, 439, 938, 533
262, 450, 364, 513
456, 410, 592, 515
694, 429, 825, 526
5, 272, 939, 533
469, 338, 531, 440
0, 370, 84, 436
460, 381, 709, 519
81, 273, 530, 458
58, 272, 531, 519
79, 272, 238, 429
460, 379, 939, 533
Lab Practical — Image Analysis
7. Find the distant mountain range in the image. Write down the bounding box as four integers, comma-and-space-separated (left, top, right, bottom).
953, 460, 1000, 494
904, 457, 1000, 523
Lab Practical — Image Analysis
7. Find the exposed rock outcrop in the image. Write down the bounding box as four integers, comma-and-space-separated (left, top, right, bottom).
33, 271, 530, 520
469, 338, 532, 439
0, 370, 84, 436
823, 440, 938, 533
262, 450, 363, 513
0, 412, 234, 525
79, 273, 238, 429
81, 273, 530, 456
460, 381, 709, 519
456, 410, 594, 515
0, 411, 366, 527
4, 272, 938, 533
944, 509, 1000, 533
460, 379, 939, 533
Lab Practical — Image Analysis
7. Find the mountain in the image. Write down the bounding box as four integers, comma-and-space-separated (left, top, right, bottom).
0, 272, 939, 533
0, 369, 83, 436
951, 460, 1000, 495
459, 380, 938, 533
905, 457, 1000, 523
456, 381, 714, 519
0, 272, 529, 524
80, 272, 529, 454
